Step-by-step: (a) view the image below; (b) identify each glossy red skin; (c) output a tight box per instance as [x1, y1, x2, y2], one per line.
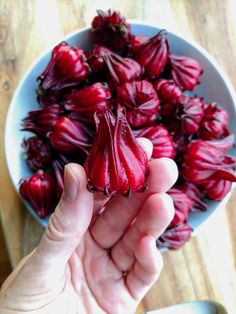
[153, 79, 182, 103]
[182, 139, 236, 184]
[84, 108, 148, 196]
[50, 116, 94, 155]
[104, 53, 142, 90]
[199, 103, 230, 139]
[87, 45, 112, 72]
[133, 124, 175, 158]
[19, 171, 55, 218]
[169, 54, 202, 91]
[117, 80, 160, 128]
[64, 82, 112, 121]
[201, 179, 232, 201]
[131, 30, 169, 78]
[38, 42, 89, 91]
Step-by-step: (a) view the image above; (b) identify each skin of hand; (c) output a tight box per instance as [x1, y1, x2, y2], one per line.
[0, 139, 178, 314]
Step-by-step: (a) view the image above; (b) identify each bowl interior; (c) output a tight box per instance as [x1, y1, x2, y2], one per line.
[5, 23, 236, 228]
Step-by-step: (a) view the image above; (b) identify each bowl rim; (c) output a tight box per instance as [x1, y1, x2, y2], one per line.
[4, 20, 236, 231]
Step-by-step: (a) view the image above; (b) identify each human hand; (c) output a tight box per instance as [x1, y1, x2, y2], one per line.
[0, 141, 178, 314]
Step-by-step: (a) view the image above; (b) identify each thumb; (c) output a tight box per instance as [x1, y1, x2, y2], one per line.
[36, 163, 93, 265]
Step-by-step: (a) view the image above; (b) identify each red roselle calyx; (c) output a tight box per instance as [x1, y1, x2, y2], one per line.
[22, 136, 52, 171]
[204, 134, 235, 152]
[19, 170, 55, 218]
[168, 188, 193, 226]
[201, 179, 232, 201]
[133, 125, 175, 159]
[178, 182, 207, 212]
[160, 95, 204, 135]
[129, 35, 148, 52]
[157, 222, 192, 250]
[38, 42, 89, 92]
[87, 45, 112, 72]
[182, 139, 236, 184]
[103, 53, 142, 90]
[22, 104, 61, 137]
[49, 116, 95, 155]
[153, 79, 182, 103]
[199, 103, 230, 139]
[116, 80, 160, 128]
[131, 30, 169, 78]
[64, 82, 112, 121]
[84, 107, 148, 197]
[91, 9, 131, 51]
[169, 54, 202, 91]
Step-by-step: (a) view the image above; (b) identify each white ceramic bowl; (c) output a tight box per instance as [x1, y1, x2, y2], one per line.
[5, 22, 236, 229]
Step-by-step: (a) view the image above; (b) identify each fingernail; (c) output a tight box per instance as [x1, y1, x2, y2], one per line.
[63, 164, 79, 200]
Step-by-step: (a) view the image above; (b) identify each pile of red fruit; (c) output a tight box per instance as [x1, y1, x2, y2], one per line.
[19, 9, 236, 250]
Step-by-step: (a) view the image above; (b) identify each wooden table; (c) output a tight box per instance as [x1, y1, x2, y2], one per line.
[0, 1, 236, 313]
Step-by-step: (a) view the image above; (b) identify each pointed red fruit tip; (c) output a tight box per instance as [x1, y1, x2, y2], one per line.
[131, 29, 169, 78]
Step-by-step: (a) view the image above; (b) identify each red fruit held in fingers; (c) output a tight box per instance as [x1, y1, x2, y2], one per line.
[168, 188, 193, 226]
[169, 54, 202, 91]
[104, 53, 142, 90]
[157, 222, 192, 250]
[153, 79, 182, 103]
[64, 82, 112, 121]
[84, 107, 148, 196]
[19, 170, 55, 218]
[50, 117, 95, 155]
[201, 179, 232, 201]
[91, 9, 131, 51]
[199, 103, 230, 139]
[87, 45, 112, 72]
[160, 95, 204, 135]
[117, 80, 160, 127]
[131, 30, 169, 78]
[38, 42, 89, 92]
[178, 182, 207, 212]
[133, 125, 175, 159]
[182, 139, 236, 184]
[22, 136, 52, 171]
[22, 104, 61, 137]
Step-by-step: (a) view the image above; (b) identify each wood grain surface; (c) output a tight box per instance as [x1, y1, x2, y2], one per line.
[0, 1, 236, 313]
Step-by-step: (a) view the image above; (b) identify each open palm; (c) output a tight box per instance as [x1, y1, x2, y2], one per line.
[0, 158, 177, 314]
